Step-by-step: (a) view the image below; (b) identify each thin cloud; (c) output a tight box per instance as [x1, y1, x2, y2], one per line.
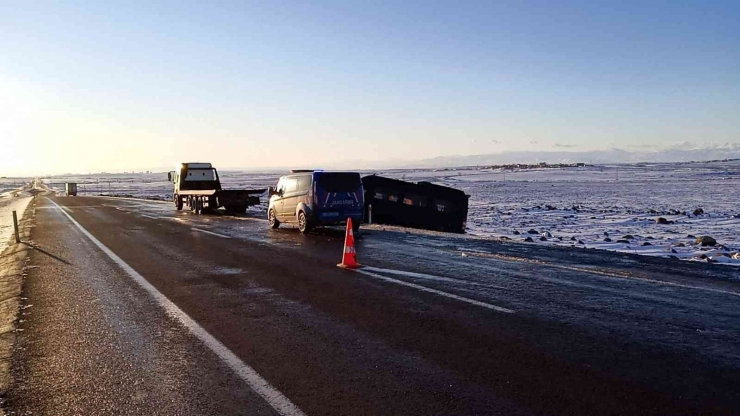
[553, 143, 577, 148]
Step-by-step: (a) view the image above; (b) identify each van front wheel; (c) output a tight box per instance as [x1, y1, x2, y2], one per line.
[268, 209, 280, 229]
[298, 211, 311, 234]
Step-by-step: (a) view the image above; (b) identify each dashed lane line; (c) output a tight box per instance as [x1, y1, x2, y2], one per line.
[192, 227, 232, 239]
[354, 267, 514, 314]
[461, 251, 740, 298]
[361, 266, 508, 290]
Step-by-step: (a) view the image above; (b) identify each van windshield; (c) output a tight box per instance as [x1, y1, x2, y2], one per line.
[316, 173, 361, 192]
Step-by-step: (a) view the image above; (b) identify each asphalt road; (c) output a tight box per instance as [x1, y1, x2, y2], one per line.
[5, 194, 740, 415]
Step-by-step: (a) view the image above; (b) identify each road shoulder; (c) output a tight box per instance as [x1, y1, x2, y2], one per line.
[0, 198, 35, 410]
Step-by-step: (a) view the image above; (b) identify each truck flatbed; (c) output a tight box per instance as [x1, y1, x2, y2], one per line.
[177, 190, 217, 197]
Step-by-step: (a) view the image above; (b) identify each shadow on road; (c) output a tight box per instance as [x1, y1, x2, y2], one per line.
[22, 242, 73, 266]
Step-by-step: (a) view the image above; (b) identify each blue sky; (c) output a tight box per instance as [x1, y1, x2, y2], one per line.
[1, 1, 738, 174]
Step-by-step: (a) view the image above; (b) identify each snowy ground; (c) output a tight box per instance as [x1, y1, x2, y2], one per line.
[0, 177, 32, 197]
[0, 179, 33, 254]
[378, 161, 740, 266]
[41, 161, 740, 266]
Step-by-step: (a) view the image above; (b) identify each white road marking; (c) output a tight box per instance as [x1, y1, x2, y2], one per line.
[462, 251, 740, 298]
[47, 198, 305, 416]
[38, 205, 109, 209]
[192, 227, 232, 239]
[99, 195, 171, 205]
[362, 266, 507, 290]
[141, 215, 160, 220]
[354, 268, 514, 314]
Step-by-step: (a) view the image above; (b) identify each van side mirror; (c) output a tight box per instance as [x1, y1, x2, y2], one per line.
[167, 172, 173, 182]
[268, 186, 278, 196]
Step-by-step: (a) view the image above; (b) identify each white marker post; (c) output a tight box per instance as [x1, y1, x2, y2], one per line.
[12, 210, 20, 243]
[368, 204, 373, 224]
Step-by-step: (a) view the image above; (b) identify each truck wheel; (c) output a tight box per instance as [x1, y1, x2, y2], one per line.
[298, 211, 311, 234]
[268, 209, 280, 229]
[175, 195, 183, 210]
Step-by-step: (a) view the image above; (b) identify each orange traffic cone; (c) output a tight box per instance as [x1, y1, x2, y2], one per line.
[337, 218, 361, 269]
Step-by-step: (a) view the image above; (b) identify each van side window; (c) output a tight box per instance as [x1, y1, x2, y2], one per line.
[284, 178, 297, 193]
[296, 176, 312, 192]
[276, 178, 284, 193]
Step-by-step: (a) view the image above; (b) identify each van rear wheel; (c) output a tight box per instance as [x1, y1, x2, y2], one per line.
[298, 211, 311, 234]
[268, 209, 280, 229]
[175, 195, 183, 210]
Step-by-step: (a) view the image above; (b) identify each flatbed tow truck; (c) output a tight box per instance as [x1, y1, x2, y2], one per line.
[168, 163, 265, 214]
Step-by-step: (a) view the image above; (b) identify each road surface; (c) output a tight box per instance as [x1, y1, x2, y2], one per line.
[5, 194, 740, 415]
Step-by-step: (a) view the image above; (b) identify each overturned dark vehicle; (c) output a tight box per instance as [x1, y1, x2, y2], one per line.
[361, 175, 469, 233]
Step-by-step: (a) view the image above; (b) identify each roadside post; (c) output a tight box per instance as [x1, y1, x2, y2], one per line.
[368, 204, 373, 224]
[12, 210, 20, 243]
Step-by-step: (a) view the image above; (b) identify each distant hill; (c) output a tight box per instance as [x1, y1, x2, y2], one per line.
[412, 143, 740, 168]
[35, 143, 740, 176]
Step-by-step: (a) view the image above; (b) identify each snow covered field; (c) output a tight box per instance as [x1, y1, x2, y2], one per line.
[42, 161, 740, 266]
[0, 178, 31, 197]
[41, 172, 279, 203]
[381, 161, 740, 266]
[0, 179, 33, 254]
